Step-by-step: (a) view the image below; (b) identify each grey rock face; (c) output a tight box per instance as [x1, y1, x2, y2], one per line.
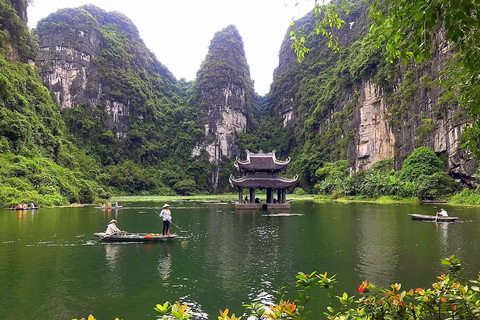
[273, 6, 475, 183]
[35, 7, 135, 140]
[192, 25, 254, 163]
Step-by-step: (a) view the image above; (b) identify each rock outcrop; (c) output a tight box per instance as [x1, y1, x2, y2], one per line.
[191, 25, 255, 163]
[271, 2, 475, 183]
[34, 5, 177, 141]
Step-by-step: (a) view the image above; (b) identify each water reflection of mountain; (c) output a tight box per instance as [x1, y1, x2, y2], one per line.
[355, 208, 400, 287]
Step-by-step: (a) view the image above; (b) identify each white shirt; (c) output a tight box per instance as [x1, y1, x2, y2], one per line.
[160, 209, 172, 221]
[105, 223, 121, 234]
[438, 209, 448, 217]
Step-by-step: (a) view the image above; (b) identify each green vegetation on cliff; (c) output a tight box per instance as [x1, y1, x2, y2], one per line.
[35, 5, 212, 196]
[1, 0, 478, 206]
[0, 1, 103, 206]
[263, 0, 475, 197]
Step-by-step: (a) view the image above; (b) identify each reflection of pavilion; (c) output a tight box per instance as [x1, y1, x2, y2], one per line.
[229, 150, 298, 210]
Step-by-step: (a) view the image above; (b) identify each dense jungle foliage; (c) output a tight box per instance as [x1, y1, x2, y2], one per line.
[34, 5, 217, 197]
[270, 0, 477, 198]
[312, 147, 460, 200]
[1, 0, 479, 207]
[0, 0, 105, 206]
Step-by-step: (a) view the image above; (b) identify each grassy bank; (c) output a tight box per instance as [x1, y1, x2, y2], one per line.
[111, 194, 316, 203]
[110, 194, 423, 204]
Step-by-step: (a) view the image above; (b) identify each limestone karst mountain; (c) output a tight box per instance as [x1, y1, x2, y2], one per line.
[0, 0, 476, 205]
[270, 0, 475, 187]
[189, 25, 257, 191]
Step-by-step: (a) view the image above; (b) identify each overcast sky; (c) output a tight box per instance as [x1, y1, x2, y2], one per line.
[27, 0, 316, 95]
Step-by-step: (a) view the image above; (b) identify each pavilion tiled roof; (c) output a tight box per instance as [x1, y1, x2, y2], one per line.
[230, 150, 297, 189]
[234, 150, 290, 172]
[229, 174, 298, 189]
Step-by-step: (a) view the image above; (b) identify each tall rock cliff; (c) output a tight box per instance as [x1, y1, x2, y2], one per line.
[190, 25, 256, 191]
[34, 5, 185, 166]
[270, 0, 475, 186]
[0, 0, 36, 62]
[0, 0, 105, 205]
[191, 25, 255, 162]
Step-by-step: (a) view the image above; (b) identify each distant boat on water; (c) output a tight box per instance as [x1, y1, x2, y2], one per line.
[408, 213, 458, 222]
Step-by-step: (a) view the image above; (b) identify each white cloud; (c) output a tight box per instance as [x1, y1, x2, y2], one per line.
[28, 0, 316, 95]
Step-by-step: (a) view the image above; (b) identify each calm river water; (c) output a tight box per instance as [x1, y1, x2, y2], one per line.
[1, 201, 479, 320]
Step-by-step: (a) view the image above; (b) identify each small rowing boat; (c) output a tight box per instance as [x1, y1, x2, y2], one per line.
[9, 207, 39, 210]
[94, 232, 177, 242]
[94, 206, 123, 209]
[408, 214, 458, 222]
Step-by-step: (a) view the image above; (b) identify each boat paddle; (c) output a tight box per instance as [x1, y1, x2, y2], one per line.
[169, 221, 188, 233]
[155, 212, 188, 233]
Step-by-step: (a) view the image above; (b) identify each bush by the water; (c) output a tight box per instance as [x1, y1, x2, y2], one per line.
[449, 189, 480, 205]
[294, 187, 306, 195]
[313, 147, 460, 200]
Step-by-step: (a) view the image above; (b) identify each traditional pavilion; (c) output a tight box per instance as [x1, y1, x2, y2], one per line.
[229, 150, 298, 210]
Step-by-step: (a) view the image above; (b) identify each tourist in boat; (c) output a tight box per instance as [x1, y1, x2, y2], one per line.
[437, 208, 448, 217]
[22, 203, 27, 209]
[105, 219, 122, 235]
[30, 203, 35, 209]
[159, 204, 172, 236]
[107, 202, 112, 208]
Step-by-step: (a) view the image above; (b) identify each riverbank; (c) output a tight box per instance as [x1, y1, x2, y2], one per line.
[60, 190, 480, 208]
[109, 194, 422, 204]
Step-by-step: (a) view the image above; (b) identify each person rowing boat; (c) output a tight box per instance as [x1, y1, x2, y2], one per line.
[436, 208, 448, 219]
[105, 219, 124, 235]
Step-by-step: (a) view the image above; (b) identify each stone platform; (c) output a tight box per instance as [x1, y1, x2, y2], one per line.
[235, 202, 291, 210]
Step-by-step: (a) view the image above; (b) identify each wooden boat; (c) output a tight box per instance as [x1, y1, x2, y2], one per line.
[9, 207, 39, 210]
[408, 214, 458, 222]
[94, 232, 177, 242]
[94, 206, 123, 209]
[421, 199, 447, 204]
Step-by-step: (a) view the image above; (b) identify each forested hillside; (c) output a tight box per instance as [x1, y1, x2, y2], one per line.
[34, 5, 212, 197]
[1, 0, 478, 207]
[0, 0, 103, 206]
[268, 0, 475, 197]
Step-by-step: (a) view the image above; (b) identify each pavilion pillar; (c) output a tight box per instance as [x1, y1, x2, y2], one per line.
[277, 189, 282, 203]
[250, 188, 255, 203]
[239, 188, 243, 203]
[282, 189, 286, 203]
[266, 188, 272, 203]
